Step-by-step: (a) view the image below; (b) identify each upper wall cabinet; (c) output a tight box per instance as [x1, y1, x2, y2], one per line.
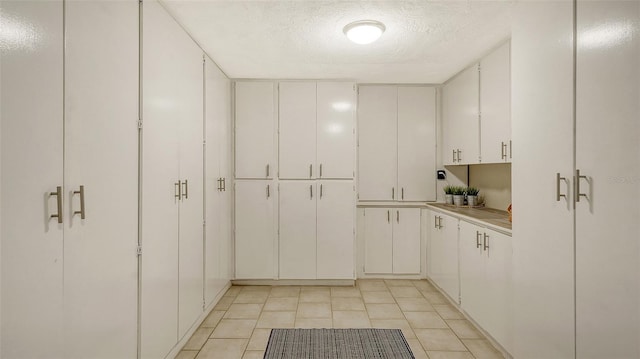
[443, 65, 480, 165]
[358, 86, 436, 201]
[235, 82, 276, 179]
[480, 42, 511, 163]
[279, 81, 355, 179]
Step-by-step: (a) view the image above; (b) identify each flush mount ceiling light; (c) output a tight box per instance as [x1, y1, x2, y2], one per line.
[343, 20, 386, 45]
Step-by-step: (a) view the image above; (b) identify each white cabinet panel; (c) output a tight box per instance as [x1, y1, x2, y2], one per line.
[279, 181, 317, 279]
[511, 2, 575, 358]
[397, 87, 437, 201]
[575, 2, 640, 357]
[392, 208, 421, 274]
[443, 65, 480, 165]
[358, 86, 398, 201]
[317, 181, 354, 279]
[480, 42, 511, 164]
[363, 208, 393, 274]
[317, 82, 355, 179]
[63, 1, 138, 357]
[279, 82, 317, 179]
[427, 212, 459, 302]
[235, 180, 275, 279]
[483, 228, 513, 353]
[205, 57, 232, 306]
[459, 221, 484, 320]
[1, 2, 65, 357]
[235, 82, 275, 179]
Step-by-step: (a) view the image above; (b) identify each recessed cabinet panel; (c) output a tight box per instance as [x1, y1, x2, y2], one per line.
[317, 181, 355, 279]
[443, 65, 480, 165]
[397, 87, 437, 201]
[235, 180, 275, 279]
[235, 82, 275, 179]
[279, 82, 317, 179]
[392, 208, 421, 274]
[279, 181, 317, 279]
[317, 82, 355, 179]
[358, 86, 398, 201]
[363, 208, 393, 274]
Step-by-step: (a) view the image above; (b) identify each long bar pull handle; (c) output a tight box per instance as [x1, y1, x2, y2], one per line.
[175, 181, 181, 200]
[392, 187, 395, 200]
[396, 210, 399, 223]
[266, 184, 270, 198]
[501, 142, 507, 160]
[483, 233, 489, 251]
[387, 210, 390, 223]
[453, 150, 456, 163]
[222, 178, 226, 192]
[476, 231, 482, 249]
[319, 164, 323, 178]
[217, 178, 221, 191]
[266, 164, 270, 178]
[310, 184, 313, 199]
[401, 188, 404, 200]
[556, 173, 567, 201]
[434, 215, 438, 229]
[182, 180, 188, 200]
[438, 216, 442, 229]
[309, 164, 313, 178]
[320, 184, 323, 199]
[73, 185, 86, 219]
[457, 149, 462, 163]
[50, 186, 63, 223]
[509, 140, 512, 159]
[575, 169, 588, 202]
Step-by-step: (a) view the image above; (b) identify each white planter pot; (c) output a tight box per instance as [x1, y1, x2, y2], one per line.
[467, 195, 478, 206]
[453, 195, 465, 206]
[445, 194, 454, 204]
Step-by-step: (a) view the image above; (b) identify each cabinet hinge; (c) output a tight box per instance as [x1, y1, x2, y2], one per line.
[136, 245, 142, 256]
[137, 119, 143, 129]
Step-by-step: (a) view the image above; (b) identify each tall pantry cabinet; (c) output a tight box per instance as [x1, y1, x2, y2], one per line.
[1, 1, 138, 358]
[512, 1, 640, 358]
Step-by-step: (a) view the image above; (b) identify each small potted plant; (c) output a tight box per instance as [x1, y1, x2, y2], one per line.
[452, 186, 465, 206]
[466, 187, 480, 206]
[443, 185, 454, 204]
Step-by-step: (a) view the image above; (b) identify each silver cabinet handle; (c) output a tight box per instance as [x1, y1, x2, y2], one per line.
[575, 169, 588, 203]
[483, 233, 489, 251]
[182, 180, 188, 200]
[266, 164, 270, 178]
[457, 149, 462, 163]
[392, 187, 395, 200]
[73, 185, 86, 219]
[319, 164, 323, 178]
[309, 164, 313, 178]
[222, 177, 226, 192]
[387, 210, 390, 223]
[217, 178, 222, 191]
[438, 216, 442, 229]
[509, 140, 512, 159]
[434, 215, 438, 229]
[556, 173, 567, 201]
[396, 210, 399, 223]
[175, 181, 181, 200]
[50, 186, 63, 223]
[310, 184, 313, 199]
[453, 150, 456, 163]
[476, 231, 482, 249]
[266, 184, 270, 198]
[501, 142, 507, 160]
[320, 184, 323, 199]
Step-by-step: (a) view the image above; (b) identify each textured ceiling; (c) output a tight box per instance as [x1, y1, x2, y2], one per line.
[161, 0, 513, 83]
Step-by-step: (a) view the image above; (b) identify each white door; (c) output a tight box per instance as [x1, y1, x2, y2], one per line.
[392, 208, 421, 274]
[205, 56, 232, 305]
[176, 39, 205, 339]
[317, 181, 354, 279]
[235, 180, 275, 279]
[363, 208, 393, 274]
[575, 2, 640, 357]
[63, 1, 138, 357]
[317, 82, 356, 179]
[235, 82, 275, 179]
[480, 42, 511, 164]
[458, 221, 484, 322]
[426, 211, 440, 280]
[358, 86, 398, 201]
[0, 1, 65, 357]
[483, 229, 513, 354]
[279, 181, 317, 279]
[141, 1, 181, 357]
[511, 2, 575, 357]
[279, 82, 316, 179]
[397, 87, 436, 201]
[443, 65, 479, 165]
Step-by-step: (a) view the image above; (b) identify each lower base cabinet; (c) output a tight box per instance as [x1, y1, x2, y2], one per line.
[427, 211, 459, 302]
[363, 207, 421, 275]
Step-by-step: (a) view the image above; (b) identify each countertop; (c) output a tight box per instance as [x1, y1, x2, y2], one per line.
[425, 203, 512, 234]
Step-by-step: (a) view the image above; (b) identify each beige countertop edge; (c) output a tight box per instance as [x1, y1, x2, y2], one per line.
[424, 203, 512, 236]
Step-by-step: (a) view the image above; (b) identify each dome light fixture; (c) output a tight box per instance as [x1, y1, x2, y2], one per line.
[343, 20, 386, 45]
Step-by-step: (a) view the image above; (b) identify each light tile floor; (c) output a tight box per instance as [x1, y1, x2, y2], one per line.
[177, 279, 504, 359]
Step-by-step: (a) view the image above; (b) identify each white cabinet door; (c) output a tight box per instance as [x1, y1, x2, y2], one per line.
[176, 37, 205, 339]
[205, 56, 232, 306]
[575, 2, 640, 357]
[397, 87, 437, 201]
[279, 82, 317, 179]
[512, 2, 575, 358]
[438, 213, 460, 302]
[392, 208, 421, 274]
[458, 221, 484, 322]
[317, 82, 355, 179]
[235, 180, 275, 279]
[443, 65, 480, 165]
[141, 1, 181, 357]
[358, 86, 398, 201]
[279, 181, 317, 279]
[1, 2, 65, 357]
[426, 211, 440, 280]
[63, 1, 138, 357]
[363, 208, 393, 274]
[235, 82, 275, 179]
[480, 42, 511, 164]
[317, 181, 354, 279]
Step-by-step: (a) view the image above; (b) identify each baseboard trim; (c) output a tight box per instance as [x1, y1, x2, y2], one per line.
[231, 279, 355, 286]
